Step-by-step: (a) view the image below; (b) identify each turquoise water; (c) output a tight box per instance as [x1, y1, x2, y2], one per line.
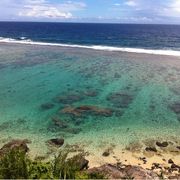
[0, 43, 180, 158]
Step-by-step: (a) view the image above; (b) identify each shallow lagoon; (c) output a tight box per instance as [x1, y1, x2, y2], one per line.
[0, 43, 180, 166]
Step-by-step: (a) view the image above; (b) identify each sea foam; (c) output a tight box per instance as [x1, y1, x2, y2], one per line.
[0, 37, 180, 57]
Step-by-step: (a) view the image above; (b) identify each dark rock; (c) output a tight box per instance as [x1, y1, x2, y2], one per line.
[124, 165, 159, 180]
[145, 147, 157, 152]
[41, 103, 54, 110]
[86, 164, 124, 179]
[171, 163, 180, 169]
[176, 146, 180, 150]
[0, 139, 30, 155]
[168, 159, 174, 164]
[139, 157, 147, 164]
[156, 141, 168, 147]
[47, 138, 64, 147]
[102, 151, 110, 157]
[152, 163, 160, 169]
[86, 164, 159, 179]
[74, 156, 89, 170]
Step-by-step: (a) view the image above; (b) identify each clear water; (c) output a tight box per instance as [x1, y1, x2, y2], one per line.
[0, 43, 180, 158]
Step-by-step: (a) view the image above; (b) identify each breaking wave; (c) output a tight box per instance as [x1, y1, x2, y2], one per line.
[0, 37, 180, 57]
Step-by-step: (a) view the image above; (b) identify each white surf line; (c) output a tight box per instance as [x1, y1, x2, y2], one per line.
[0, 37, 180, 57]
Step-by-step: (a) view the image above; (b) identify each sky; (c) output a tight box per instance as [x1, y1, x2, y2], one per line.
[0, 0, 180, 24]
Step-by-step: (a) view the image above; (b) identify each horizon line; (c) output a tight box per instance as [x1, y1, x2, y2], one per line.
[0, 20, 180, 26]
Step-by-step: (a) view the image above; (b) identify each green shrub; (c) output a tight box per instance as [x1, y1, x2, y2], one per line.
[0, 148, 29, 179]
[28, 161, 53, 179]
[0, 148, 93, 179]
[53, 150, 88, 179]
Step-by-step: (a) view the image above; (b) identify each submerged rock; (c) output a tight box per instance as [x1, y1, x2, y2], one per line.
[0, 122, 11, 130]
[107, 91, 134, 108]
[51, 116, 68, 129]
[40, 103, 54, 110]
[114, 73, 121, 78]
[169, 102, 180, 114]
[48, 116, 69, 133]
[61, 105, 113, 117]
[47, 138, 64, 147]
[83, 90, 98, 97]
[54, 93, 83, 104]
[65, 128, 82, 134]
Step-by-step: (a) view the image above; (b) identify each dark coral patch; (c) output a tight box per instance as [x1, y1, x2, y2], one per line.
[107, 91, 134, 108]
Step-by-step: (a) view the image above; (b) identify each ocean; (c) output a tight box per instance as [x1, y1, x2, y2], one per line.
[0, 22, 179, 166]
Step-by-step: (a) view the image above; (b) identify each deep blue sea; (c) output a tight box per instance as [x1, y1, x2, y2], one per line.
[0, 22, 180, 51]
[0, 22, 180, 167]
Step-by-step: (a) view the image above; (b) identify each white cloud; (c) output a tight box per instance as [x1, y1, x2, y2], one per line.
[125, 1, 137, 7]
[19, 5, 72, 18]
[113, 3, 121, 6]
[170, 0, 180, 13]
[158, 0, 180, 17]
[18, 0, 86, 19]
[0, 0, 86, 20]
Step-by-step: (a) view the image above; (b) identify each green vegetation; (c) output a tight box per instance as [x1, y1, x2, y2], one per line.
[0, 148, 28, 179]
[0, 148, 103, 179]
[53, 151, 90, 179]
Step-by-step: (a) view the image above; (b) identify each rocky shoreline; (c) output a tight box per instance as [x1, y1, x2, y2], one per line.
[0, 139, 179, 179]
